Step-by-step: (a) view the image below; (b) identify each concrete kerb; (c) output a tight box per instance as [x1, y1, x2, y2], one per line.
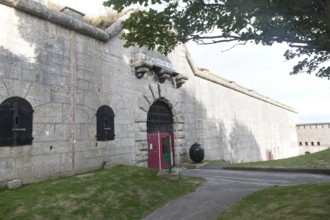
[223, 166, 330, 175]
[160, 163, 330, 176]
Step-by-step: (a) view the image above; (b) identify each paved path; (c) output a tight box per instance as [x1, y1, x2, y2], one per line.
[143, 167, 330, 220]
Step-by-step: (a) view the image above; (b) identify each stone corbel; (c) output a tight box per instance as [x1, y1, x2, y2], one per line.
[133, 52, 153, 79]
[174, 75, 189, 88]
[133, 52, 188, 88]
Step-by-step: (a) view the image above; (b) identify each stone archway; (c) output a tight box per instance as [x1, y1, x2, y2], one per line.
[134, 83, 185, 167]
[147, 100, 174, 169]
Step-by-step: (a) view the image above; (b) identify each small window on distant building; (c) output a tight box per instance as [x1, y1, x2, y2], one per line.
[299, 142, 302, 146]
[305, 142, 308, 146]
[317, 142, 320, 146]
[96, 105, 115, 141]
[311, 142, 314, 146]
[0, 97, 33, 146]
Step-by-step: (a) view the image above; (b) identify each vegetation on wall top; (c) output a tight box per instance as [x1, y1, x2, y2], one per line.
[103, 0, 330, 79]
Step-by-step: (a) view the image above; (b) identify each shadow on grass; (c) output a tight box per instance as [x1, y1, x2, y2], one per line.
[0, 165, 205, 220]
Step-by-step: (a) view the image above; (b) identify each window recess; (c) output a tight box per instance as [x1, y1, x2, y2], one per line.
[96, 105, 115, 141]
[0, 97, 33, 146]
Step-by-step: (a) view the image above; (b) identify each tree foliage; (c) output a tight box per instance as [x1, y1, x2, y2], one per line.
[103, 0, 330, 78]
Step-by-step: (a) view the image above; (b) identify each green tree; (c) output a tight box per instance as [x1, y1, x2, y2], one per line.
[104, 0, 330, 78]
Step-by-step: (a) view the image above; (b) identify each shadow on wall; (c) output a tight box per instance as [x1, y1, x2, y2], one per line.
[218, 120, 228, 160]
[228, 120, 262, 163]
[0, 2, 266, 185]
[182, 87, 261, 163]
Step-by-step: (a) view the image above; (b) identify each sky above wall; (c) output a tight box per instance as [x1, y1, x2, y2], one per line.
[47, 0, 330, 123]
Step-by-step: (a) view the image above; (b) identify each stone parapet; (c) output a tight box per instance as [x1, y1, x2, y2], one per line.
[0, 0, 109, 41]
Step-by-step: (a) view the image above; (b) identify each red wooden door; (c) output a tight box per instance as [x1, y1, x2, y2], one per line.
[147, 131, 174, 169]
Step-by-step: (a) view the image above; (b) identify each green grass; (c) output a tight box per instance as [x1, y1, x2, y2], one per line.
[217, 183, 330, 220]
[0, 165, 204, 220]
[204, 160, 229, 164]
[229, 148, 330, 169]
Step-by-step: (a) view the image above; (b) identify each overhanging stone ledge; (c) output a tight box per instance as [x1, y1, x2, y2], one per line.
[133, 52, 188, 88]
[0, 0, 110, 42]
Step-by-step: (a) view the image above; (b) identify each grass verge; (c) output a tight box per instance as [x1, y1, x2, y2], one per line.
[217, 183, 330, 220]
[228, 149, 330, 169]
[0, 165, 204, 220]
[203, 160, 229, 164]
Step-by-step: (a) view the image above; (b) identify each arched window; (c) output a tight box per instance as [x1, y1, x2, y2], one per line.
[96, 105, 115, 141]
[0, 97, 33, 146]
[147, 101, 173, 132]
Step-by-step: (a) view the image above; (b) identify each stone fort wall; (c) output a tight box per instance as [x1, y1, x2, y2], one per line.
[0, 0, 299, 186]
[296, 123, 330, 155]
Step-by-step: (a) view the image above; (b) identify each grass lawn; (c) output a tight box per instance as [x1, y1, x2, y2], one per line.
[217, 183, 330, 220]
[217, 149, 330, 219]
[0, 165, 204, 220]
[228, 148, 330, 169]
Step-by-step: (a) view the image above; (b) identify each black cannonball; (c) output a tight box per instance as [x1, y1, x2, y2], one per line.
[189, 143, 205, 163]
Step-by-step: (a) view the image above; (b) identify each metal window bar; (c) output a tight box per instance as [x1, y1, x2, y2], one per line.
[147, 101, 173, 132]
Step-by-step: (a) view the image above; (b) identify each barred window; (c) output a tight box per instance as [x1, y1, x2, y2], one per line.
[0, 97, 33, 146]
[147, 101, 173, 132]
[96, 105, 115, 141]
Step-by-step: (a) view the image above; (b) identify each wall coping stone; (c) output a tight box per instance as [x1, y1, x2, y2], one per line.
[297, 122, 330, 126]
[0, 0, 297, 113]
[184, 45, 296, 113]
[0, 0, 110, 42]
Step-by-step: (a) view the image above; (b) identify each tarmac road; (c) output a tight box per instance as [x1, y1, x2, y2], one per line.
[143, 167, 330, 220]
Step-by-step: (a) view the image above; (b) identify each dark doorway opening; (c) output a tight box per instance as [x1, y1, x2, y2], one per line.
[147, 100, 174, 169]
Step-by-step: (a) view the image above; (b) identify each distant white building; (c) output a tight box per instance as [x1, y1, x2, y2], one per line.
[296, 123, 330, 155]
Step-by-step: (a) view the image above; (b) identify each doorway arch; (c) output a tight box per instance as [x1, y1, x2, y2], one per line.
[147, 100, 175, 169]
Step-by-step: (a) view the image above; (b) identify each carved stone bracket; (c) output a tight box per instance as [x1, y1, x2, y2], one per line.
[133, 52, 188, 88]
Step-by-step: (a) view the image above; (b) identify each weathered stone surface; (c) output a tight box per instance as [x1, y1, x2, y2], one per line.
[0, 1, 299, 186]
[136, 141, 148, 151]
[8, 180, 22, 190]
[296, 123, 330, 155]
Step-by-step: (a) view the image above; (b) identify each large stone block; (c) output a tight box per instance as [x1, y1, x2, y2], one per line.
[34, 103, 63, 123]
[3, 79, 32, 97]
[136, 141, 148, 151]
[115, 124, 129, 138]
[8, 180, 22, 190]
[76, 105, 94, 123]
[134, 110, 147, 123]
[84, 149, 105, 159]
[135, 132, 147, 142]
[138, 96, 150, 113]
[0, 81, 8, 101]
[55, 124, 71, 141]
[135, 151, 148, 162]
[33, 123, 55, 142]
[0, 158, 16, 177]
[120, 138, 135, 147]
[42, 141, 71, 155]
[137, 122, 147, 132]
[50, 86, 71, 104]
[79, 123, 95, 140]
[42, 73, 70, 87]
